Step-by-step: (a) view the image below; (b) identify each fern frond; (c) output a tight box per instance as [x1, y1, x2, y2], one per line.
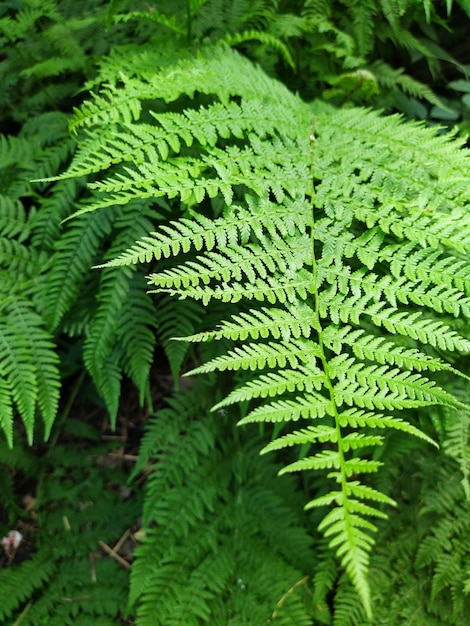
[82, 200, 163, 419]
[111, 9, 185, 36]
[311, 545, 337, 624]
[223, 28, 295, 68]
[329, 358, 464, 410]
[323, 298, 470, 351]
[332, 578, 370, 626]
[238, 392, 333, 423]
[130, 380, 314, 625]
[371, 60, 447, 108]
[157, 296, 206, 382]
[0, 135, 36, 170]
[213, 363, 325, 408]
[83, 265, 132, 421]
[0, 195, 28, 239]
[0, 239, 47, 277]
[101, 213, 244, 265]
[0, 300, 60, 445]
[0, 376, 14, 447]
[261, 408, 437, 452]
[350, 0, 376, 57]
[442, 383, 470, 499]
[116, 273, 157, 398]
[61, 44, 470, 619]
[382, 243, 470, 293]
[316, 504, 375, 616]
[0, 548, 56, 621]
[44, 206, 115, 330]
[323, 324, 464, 374]
[105, 195, 308, 267]
[30, 178, 85, 251]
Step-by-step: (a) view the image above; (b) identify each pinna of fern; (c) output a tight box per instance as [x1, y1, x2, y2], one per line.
[58, 44, 470, 618]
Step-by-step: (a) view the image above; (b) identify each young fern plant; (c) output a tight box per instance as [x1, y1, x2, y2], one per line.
[57, 43, 470, 618]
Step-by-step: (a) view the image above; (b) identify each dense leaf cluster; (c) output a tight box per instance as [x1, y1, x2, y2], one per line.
[1, 1, 470, 624]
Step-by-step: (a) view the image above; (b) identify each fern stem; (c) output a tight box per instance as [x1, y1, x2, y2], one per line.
[307, 123, 343, 443]
[271, 575, 311, 619]
[307, 121, 372, 620]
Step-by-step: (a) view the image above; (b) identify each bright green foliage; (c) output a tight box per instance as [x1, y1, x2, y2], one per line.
[2, 0, 470, 624]
[59, 41, 470, 618]
[305, 422, 470, 625]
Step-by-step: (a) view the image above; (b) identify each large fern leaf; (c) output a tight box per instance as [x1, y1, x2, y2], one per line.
[60, 44, 470, 617]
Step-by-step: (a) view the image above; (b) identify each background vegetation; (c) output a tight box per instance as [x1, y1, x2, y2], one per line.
[1, 1, 470, 624]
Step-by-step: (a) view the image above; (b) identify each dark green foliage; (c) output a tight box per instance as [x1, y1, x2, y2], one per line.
[0, 0, 102, 128]
[0, 2, 165, 439]
[0, 440, 41, 527]
[0, 0, 171, 443]
[0, 433, 138, 625]
[0, 0, 148, 130]
[104, 0, 461, 113]
[370, 450, 470, 624]
[0, 114, 72, 445]
[156, 296, 206, 383]
[130, 379, 315, 626]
